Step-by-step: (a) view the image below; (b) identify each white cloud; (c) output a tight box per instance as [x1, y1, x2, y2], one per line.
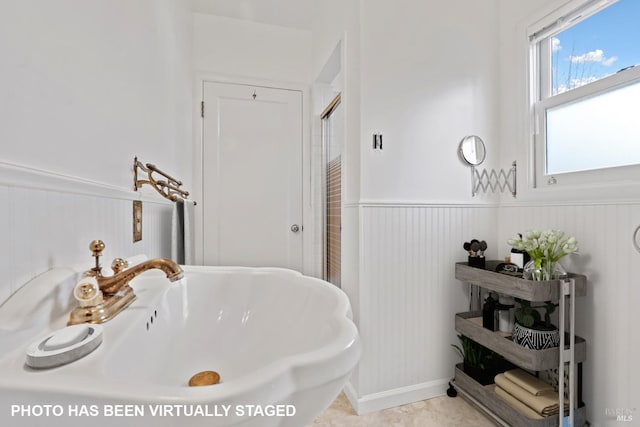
[552, 37, 562, 52]
[569, 49, 618, 67]
[570, 49, 604, 63]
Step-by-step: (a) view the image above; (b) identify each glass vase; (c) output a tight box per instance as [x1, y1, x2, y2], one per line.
[523, 259, 567, 281]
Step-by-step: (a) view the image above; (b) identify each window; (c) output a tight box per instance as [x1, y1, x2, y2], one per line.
[529, 0, 640, 187]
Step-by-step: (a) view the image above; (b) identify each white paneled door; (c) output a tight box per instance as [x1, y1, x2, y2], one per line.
[202, 81, 303, 271]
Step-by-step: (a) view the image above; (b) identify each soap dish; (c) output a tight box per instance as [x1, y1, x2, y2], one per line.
[26, 324, 103, 369]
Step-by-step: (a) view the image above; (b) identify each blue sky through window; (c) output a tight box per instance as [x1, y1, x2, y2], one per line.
[552, 0, 640, 95]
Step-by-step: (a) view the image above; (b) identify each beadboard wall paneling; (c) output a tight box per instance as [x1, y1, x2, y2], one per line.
[0, 186, 11, 305]
[353, 204, 498, 411]
[497, 203, 640, 426]
[341, 204, 361, 396]
[0, 179, 172, 307]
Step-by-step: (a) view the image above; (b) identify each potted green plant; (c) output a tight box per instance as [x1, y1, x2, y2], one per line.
[512, 299, 560, 349]
[452, 335, 506, 385]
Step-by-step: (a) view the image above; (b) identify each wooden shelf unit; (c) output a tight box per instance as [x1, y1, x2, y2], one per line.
[455, 364, 586, 427]
[453, 261, 587, 427]
[455, 312, 586, 371]
[455, 262, 587, 301]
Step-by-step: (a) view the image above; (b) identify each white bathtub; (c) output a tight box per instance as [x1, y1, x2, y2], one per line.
[0, 265, 361, 427]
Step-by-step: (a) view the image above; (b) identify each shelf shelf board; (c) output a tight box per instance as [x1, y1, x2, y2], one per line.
[454, 364, 586, 427]
[455, 312, 587, 371]
[455, 262, 587, 301]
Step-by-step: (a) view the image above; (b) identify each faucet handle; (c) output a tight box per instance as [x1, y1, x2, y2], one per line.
[73, 277, 103, 307]
[90, 240, 105, 256]
[89, 240, 105, 275]
[111, 258, 129, 274]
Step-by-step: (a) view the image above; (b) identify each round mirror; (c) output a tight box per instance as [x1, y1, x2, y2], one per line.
[458, 135, 486, 166]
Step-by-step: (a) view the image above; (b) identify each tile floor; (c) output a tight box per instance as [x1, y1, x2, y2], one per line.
[310, 392, 497, 426]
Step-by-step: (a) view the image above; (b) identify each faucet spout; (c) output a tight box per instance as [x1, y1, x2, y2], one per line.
[98, 258, 184, 294]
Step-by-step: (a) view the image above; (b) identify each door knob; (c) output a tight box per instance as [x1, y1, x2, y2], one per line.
[291, 224, 301, 233]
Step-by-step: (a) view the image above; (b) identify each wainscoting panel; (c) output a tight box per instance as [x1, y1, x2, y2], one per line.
[497, 202, 640, 426]
[355, 204, 498, 410]
[0, 164, 173, 307]
[341, 205, 362, 395]
[0, 185, 10, 305]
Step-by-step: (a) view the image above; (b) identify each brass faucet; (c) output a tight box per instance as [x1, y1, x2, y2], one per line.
[68, 240, 184, 325]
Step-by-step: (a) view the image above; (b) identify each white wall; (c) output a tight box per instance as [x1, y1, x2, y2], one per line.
[0, 0, 193, 304]
[0, 0, 193, 188]
[355, 0, 500, 410]
[194, 13, 312, 84]
[497, 1, 640, 425]
[308, 0, 501, 413]
[309, 0, 366, 407]
[311, 0, 361, 205]
[360, 0, 500, 204]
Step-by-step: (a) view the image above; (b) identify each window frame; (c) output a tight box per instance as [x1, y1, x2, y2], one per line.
[528, 0, 640, 188]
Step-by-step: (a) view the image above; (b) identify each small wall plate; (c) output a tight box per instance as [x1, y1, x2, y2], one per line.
[133, 200, 142, 242]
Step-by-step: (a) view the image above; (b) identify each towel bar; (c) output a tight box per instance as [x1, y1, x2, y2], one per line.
[133, 156, 196, 205]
